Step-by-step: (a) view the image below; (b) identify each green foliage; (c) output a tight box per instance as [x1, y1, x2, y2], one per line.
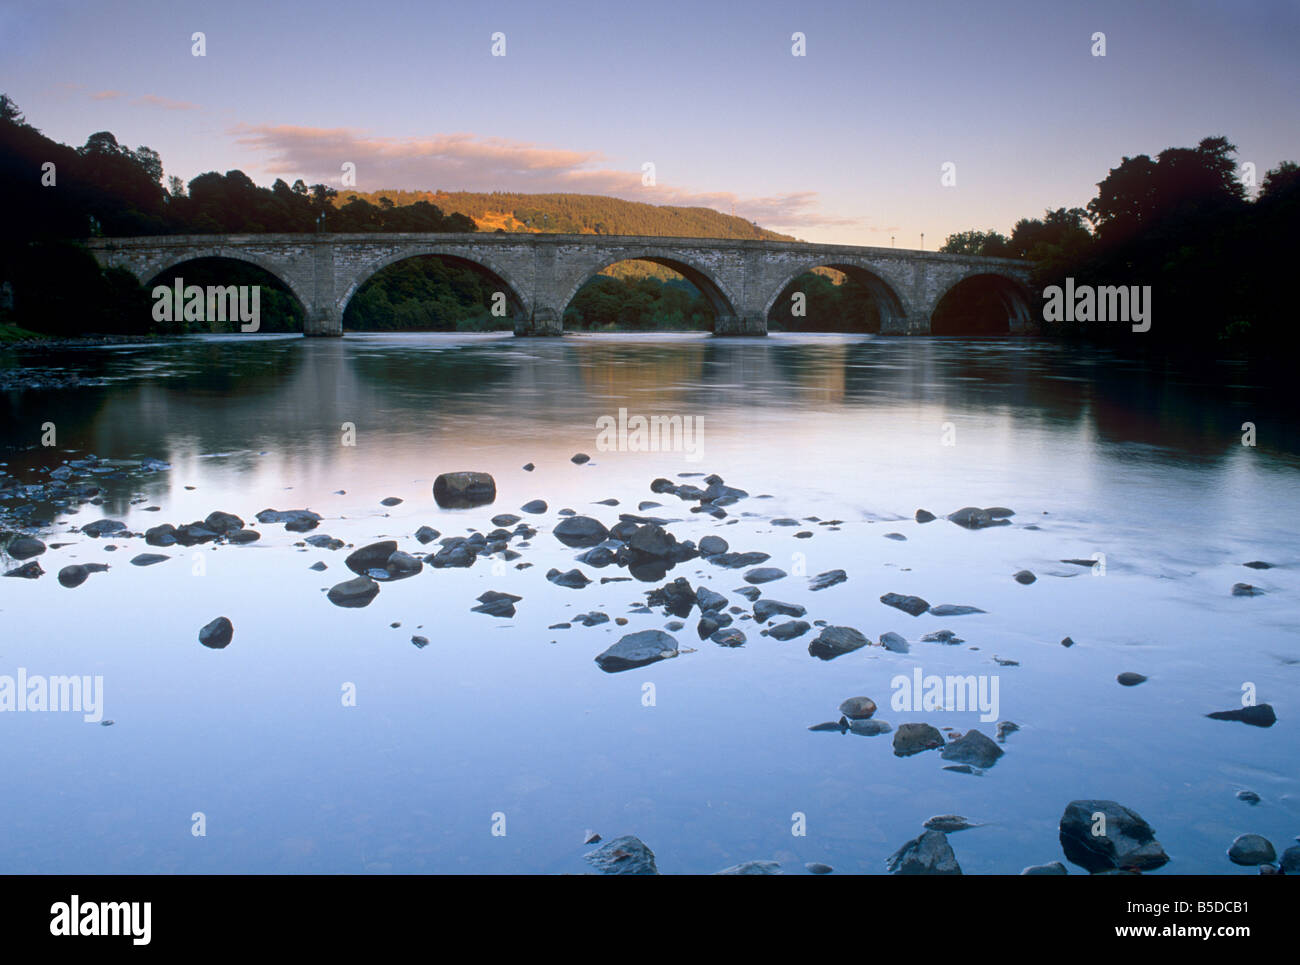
[948, 136, 1298, 349]
[343, 256, 512, 331]
[564, 276, 713, 331]
[940, 230, 1012, 257]
[768, 272, 881, 332]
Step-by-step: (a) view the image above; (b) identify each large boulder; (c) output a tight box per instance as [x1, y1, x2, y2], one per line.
[6, 536, 46, 560]
[594, 630, 678, 673]
[645, 577, 696, 618]
[327, 576, 380, 608]
[345, 541, 399, 576]
[584, 835, 659, 874]
[203, 511, 244, 534]
[893, 722, 945, 756]
[808, 626, 869, 661]
[432, 472, 496, 508]
[1058, 800, 1169, 873]
[198, 616, 234, 649]
[940, 729, 1004, 768]
[887, 830, 962, 875]
[553, 515, 609, 548]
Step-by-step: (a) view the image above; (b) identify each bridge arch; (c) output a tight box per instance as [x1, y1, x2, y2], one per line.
[337, 247, 532, 324]
[140, 249, 311, 314]
[554, 252, 740, 327]
[761, 260, 912, 331]
[931, 270, 1035, 335]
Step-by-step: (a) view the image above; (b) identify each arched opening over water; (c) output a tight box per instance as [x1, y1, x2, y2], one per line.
[143, 256, 306, 333]
[766, 264, 906, 333]
[341, 253, 526, 332]
[931, 273, 1033, 335]
[560, 258, 726, 332]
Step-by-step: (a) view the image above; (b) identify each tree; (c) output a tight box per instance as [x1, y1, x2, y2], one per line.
[940, 230, 1011, 257]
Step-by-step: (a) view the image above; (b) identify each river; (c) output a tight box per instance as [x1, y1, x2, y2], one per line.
[1, 332, 1296, 874]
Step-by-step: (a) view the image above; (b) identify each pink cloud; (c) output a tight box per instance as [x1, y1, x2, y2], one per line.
[135, 94, 200, 111]
[229, 123, 857, 232]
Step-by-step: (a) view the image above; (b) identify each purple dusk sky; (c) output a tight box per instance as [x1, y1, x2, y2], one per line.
[3, 0, 1297, 246]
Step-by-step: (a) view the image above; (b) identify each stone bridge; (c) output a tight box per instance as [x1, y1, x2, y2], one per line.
[86, 233, 1035, 337]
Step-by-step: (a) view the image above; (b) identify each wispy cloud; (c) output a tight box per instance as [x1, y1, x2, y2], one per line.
[230, 123, 855, 231]
[89, 90, 122, 101]
[135, 94, 200, 111]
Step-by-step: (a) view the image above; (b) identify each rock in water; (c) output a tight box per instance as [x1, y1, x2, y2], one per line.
[81, 519, 127, 537]
[714, 861, 781, 874]
[256, 508, 321, 531]
[699, 535, 728, 557]
[915, 509, 936, 523]
[1117, 672, 1147, 686]
[839, 696, 877, 720]
[345, 541, 398, 576]
[1206, 704, 1276, 727]
[924, 815, 980, 833]
[6, 561, 45, 579]
[887, 830, 962, 875]
[695, 587, 727, 613]
[594, 630, 678, 673]
[947, 507, 1010, 530]
[1227, 834, 1276, 866]
[808, 626, 869, 661]
[130, 553, 170, 566]
[1058, 800, 1169, 873]
[203, 511, 244, 534]
[199, 616, 233, 649]
[1013, 569, 1036, 585]
[848, 719, 891, 736]
[940, 729, 1004, 768]
[809, 569, 847, 591]
[584, 835, 659, 874]
[880, 592, 929, 616]
[327, 576, 380, 608]
[1231, 582, 1264, 597]
[767, 620, 810, 640]
[753, 599, 805, 622]
[879, 631, 910, 653]
[893, 723, 945, 757]
[520, 499, 548, 515]
[928, 604, 986, 616]
[1280, 845, 1300, 874]
[58, 564, 110, 587]
[472, 591, 522, 618]
[1021, 862, 1068, 875]
[744, 567, 787, 584]
[710, 628, 746, 647]
[553, 516, 609, 547]
[645, 577, 697, 617]
[805, 862, 834, 874]
[546, 567, 591, 589]
[432, 471, 496, 508]
[6, 536, 45, 560]
[571, 453, 591, 464]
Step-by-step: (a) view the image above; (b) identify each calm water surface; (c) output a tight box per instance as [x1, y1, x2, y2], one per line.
[1, 333, 1296, 874]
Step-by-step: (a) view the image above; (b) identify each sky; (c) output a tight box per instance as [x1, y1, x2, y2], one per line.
[2, 0, 1297, 246]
